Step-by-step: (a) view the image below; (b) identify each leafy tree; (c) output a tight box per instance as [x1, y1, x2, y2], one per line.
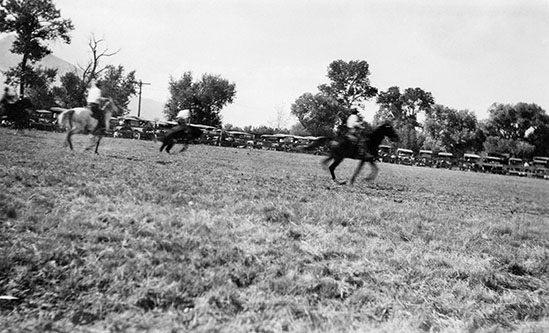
[374, 86, 434, 151]
[484, 103, 548, 140]
[248, 125, 281, 136]
[99, 65, 136, 113]
[483, 136, 535, 159]
[20, 66, 57, 109]
[318, 59, 378, 124]
[290, 92, 343, 136]
[483, 103, 549, 158]
[526, 123, 549, 157]
[223, 124, 243, 132]
[52, 71, 86, 107]
[164, 72, 236, 127]
[423, 105, 482, 155]
[0, 0, 73, 97]
[374, 86, 434, 127]
[289, 122, 310, 136]
[52, 65, 136, 114]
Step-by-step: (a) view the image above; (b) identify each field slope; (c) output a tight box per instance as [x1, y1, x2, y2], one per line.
[1, 128, 548, 332]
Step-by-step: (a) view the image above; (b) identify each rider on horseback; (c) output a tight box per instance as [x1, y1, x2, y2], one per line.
[87, 79, 107, 135]
[175, 109, 191, 132]
[1, 86, 17, 105]
[345, 109, 368, 157]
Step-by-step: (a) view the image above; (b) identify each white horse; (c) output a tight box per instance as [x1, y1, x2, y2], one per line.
[56, 98, 119, 154]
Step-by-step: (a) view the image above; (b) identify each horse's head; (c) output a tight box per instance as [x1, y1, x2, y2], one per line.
[103, 97, 120, 116]
[102, 98, 120, 130]
[379, 122, 399, 142]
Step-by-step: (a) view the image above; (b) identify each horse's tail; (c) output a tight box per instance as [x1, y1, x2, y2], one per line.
[58, 109, 75, 130]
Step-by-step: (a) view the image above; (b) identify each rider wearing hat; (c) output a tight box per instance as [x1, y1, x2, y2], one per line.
[171, 109, 191, 135]
[87, 79, 107, 135]
[176, 109, 191, 126]
[346, 109, 363, 142]
[346, 109, 368, 157]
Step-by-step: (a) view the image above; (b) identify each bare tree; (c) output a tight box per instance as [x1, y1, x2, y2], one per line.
[79, 35, 119, 85]
[269, 103, 290, 130]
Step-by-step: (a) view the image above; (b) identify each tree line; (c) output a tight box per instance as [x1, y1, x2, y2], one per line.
[2, 0, 548, 158]
[290, 60, 549, 158]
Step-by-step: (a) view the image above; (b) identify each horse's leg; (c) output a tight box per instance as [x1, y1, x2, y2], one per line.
[165, 140, 175, 154]
[364, 161, 378, 181]
[321, 156, 333, 170]
[179, 143, 189, 153]
[94, 136, 102, 154]
[328, 157, 344, 184]
[85, 135, 97, 151]
[350, 160, 366, 185]
[66, 130, 75, 150]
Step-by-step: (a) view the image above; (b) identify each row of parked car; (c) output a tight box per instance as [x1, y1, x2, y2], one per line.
[377, 145, 549, 179]
[105, 116, 326, 153]
[11, 112, 547, 179]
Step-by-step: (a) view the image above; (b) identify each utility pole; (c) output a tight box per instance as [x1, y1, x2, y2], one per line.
[133, 80, 151, 118]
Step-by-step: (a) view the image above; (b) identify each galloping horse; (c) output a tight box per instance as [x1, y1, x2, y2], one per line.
[307, 123, 399, 184]
[0, 97, 34, 130]
[160, 125, 205, 154]
[56, 98, 119, 154]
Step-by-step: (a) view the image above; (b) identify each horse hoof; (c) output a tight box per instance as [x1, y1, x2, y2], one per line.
[337, 180, 347, 185]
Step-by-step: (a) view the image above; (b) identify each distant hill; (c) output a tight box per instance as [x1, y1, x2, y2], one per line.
[0, 34, 79, 83]
[127, 97, 165, 121]
[0, 34, 166, 120]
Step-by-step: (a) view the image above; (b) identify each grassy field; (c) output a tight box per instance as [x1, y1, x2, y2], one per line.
[0, 127, 548, 333]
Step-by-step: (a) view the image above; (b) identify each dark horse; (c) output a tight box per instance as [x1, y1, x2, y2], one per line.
[160, 125, 205, 153]
[307, 123, 399, 185]
[0, 97, 34, 130]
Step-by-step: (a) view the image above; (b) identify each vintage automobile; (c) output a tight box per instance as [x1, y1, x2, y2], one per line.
[113, 116, 156, 140]
[416, 149, 434, 167]
[227, 131, 255, 148]
[529, 156, 549, 179]
[260, 134, 295, 151]
[480, 155, 505, 174]
[378, 145, 395, 163]
[434, 152, 454, 169]
[505, 157, 526, 176]
[30, 110, 62, 132]
[206, 128, 232, 146]
[459, 153, 482, 171]
[396, 148, 415, 165]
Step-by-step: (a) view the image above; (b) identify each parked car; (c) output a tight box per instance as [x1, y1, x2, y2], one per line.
[434, 152, 454, 169]
[480, 156, 505, 174]
[505, 157, 526, 176]
[396, 148, 415, 165]
[459, 153, 482, 171]
[416, 150, 434, 167]
[29, 110, 62, 132]
[113, 116, 156, 140]
[378, 145, 395, 163]
[529, 156, 549, 179]
[227, 131, 254, 148]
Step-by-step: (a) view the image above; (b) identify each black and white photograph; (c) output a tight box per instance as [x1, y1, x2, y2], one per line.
[1, 0, 548, 332]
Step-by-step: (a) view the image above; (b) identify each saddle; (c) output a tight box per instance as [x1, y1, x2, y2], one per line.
[341, 135, 373, 159]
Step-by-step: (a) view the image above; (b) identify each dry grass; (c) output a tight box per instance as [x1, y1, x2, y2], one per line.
[0, 127, 548, 332]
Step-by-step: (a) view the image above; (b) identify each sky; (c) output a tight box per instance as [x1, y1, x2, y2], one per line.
[48, 0, 549, 127]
